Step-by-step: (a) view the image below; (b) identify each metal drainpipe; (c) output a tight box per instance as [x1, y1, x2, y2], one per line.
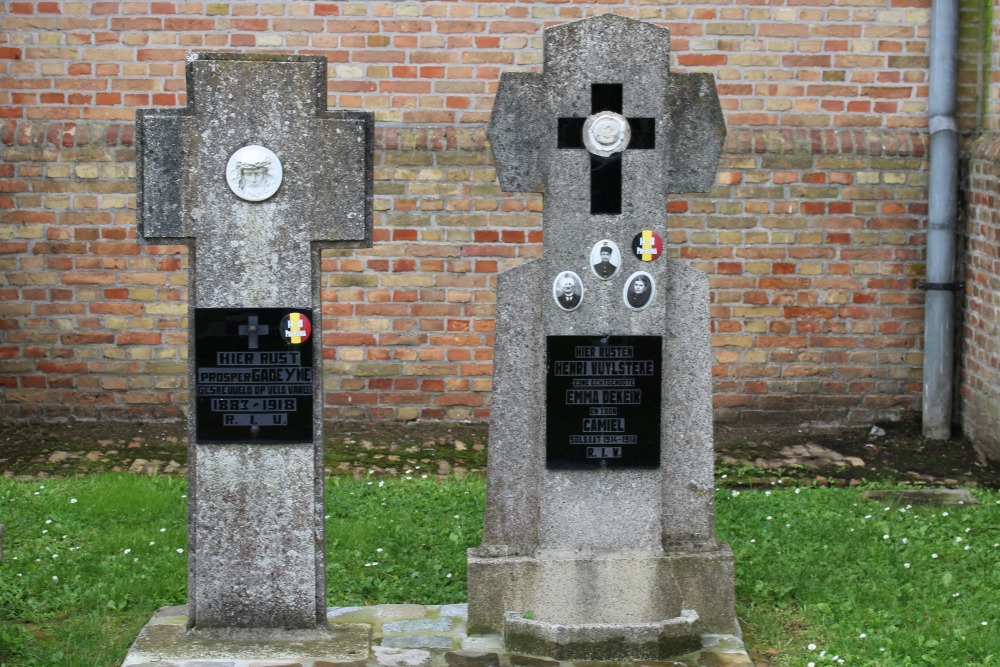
[922, 0, 960, 440]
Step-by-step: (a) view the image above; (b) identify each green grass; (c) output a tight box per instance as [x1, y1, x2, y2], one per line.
[1, 475, 998, 666]
[718, 484, 1000, 666]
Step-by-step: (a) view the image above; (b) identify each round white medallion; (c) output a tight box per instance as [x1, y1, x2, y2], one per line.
[583, 111, 631, 157]
[226, 145, 283, 202]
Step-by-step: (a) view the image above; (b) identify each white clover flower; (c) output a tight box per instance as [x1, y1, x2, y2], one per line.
[160, 528, 166, 532]
[766, 516, 773, 521]
[765, 490, 771, 496]
[942, 512, 949, 517]
[376, 548, 383, 553]
[70, 498, 77, 504]
[52, 554, 58, 559]
[983, 621, 989, 626]
[446, 573, 452, 578]
[731, 490, 740, 497]
[859, 633, 867, 638]
[45, 519, 52, 524]
[41, 530, 48, 534]
[123, 549, 131, 554]
[864, 514, 872, 519]
[807, 643, 817, 651]
[795, 488, 801, 494]
[932, 553, 939, 559]
[955, 537, 963, 543]
[904, 563, 911, 568]
[883, 534, 890, 540]
[964, 545, 971, 551]
[52, 575, 58, 581]
[721, 474, 727, 479]
[902, 537, 908, 544]
[378, 481, 385, 487]
[176, 548, 184, 553]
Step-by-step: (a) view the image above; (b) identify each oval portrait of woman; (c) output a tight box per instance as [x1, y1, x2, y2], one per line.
[552, 270, 584, 312]
[623, 271, 655, 311]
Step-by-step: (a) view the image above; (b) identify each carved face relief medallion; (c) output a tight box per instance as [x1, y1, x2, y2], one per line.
[590, 239, 621, 280]
[623, 271, 655, 311]
[552, 271, 584, 312]
[583, 111, 631, 157]
[226, 145, 283, 202]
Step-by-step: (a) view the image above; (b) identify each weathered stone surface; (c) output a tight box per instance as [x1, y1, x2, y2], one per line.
[509, 654, 560, 667]
[121, 606, 370, 666]
[135, 53, 373, 632]
[444, 650, 502, 667]
[383, 618, 453, 633]
[122, 604, 754, 667]
[372, 647, 433, 667]
[503, 610, 702, 661]
[375, 605, 429, 620]
[381, 635, 455, 650]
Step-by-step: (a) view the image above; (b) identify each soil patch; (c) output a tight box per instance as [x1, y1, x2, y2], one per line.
[2, 418, 997, 488]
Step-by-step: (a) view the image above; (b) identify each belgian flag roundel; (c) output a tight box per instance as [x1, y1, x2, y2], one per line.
[631, 230, 663, 262]
[281, 312, 312, 345]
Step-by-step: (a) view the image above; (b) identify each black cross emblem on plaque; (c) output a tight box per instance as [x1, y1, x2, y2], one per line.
[238, 315, 269, 350]
[557, 83, 655, 215]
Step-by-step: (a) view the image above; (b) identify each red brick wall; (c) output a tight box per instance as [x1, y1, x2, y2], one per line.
[962, 135, 1000, 460]
[0, 0, 992, 426]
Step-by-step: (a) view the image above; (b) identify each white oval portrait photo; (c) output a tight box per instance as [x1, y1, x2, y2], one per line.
[623, 271, 655, 311]
[590, 239, 621, 280]
[552, 270, 584, 312]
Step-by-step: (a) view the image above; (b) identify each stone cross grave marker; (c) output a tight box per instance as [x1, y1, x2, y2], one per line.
[468, 15, 736, 660]
[137, 54, 372, 631]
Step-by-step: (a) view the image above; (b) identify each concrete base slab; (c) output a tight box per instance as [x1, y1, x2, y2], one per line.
[123, 604, 752, 667]
[122, 605, 370, 666]
[503, 609, 702, 661]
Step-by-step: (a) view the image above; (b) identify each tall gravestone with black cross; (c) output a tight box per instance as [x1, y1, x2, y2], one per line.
[136, 54, 372, 632]
[467, 15, 736, 660]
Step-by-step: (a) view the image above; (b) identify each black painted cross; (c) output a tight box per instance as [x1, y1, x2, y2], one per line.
[238, 315, 269, 349]
[557, 83, 655, 215]
[488, 13, 725, 230]
[135, 54, 373, 634]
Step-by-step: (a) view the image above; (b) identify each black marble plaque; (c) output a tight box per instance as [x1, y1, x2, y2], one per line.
[194, 308, 314, 444]
[546, 335, 661, 468]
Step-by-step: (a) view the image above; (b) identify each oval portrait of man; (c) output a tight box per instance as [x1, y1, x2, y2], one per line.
[590, 239, 621, 280]
[552, 270, 584, 312]
[623, 271, 655, 311]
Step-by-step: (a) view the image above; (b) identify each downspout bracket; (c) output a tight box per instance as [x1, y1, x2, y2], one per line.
[918, 281, 966, 291]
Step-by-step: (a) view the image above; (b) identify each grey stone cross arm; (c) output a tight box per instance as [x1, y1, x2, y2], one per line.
[136, 54, 373, 307]
[487, 14, 726, 202]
